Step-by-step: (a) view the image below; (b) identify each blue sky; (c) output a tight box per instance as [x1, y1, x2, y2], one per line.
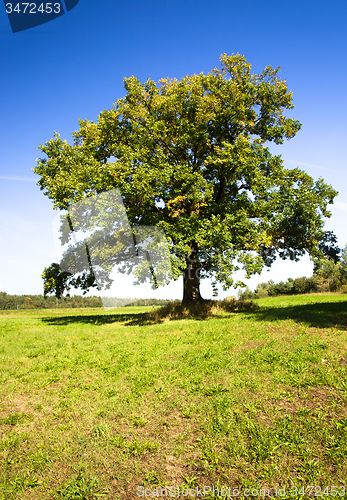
[0, 0, 346, 300]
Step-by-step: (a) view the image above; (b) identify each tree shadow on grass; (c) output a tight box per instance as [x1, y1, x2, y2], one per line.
[41, 299, 347, 330]
[41, 299, 256, 327]
[246, 300, 347, 330]
[41, 311, 150, 327]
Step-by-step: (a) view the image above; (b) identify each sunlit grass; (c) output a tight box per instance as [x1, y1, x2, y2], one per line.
[0, 294, 346, 498]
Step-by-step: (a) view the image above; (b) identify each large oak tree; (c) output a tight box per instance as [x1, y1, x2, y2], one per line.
[34, 53, 338, 303]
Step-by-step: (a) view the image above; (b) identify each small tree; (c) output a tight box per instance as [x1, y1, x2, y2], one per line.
[42, 262, 98, 299]
[292, 276, 317, 294]
[272, 279, 293, 296]
[238, 287, 255, 300]
[42, 263, 72, 299]
[34, 54, 339, 303]
[254, 281, 271, 298]
[314, 244, 347, 292]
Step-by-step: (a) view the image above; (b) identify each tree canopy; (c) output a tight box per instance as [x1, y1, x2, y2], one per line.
[34, 53, 339, 303]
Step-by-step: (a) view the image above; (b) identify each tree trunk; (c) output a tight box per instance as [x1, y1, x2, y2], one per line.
[182, 240, 203, 304]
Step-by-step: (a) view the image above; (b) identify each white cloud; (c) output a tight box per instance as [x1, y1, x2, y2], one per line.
[284, 160, 327, 171]
[0, 176, 37, 182]
[333, 202, 347, 211]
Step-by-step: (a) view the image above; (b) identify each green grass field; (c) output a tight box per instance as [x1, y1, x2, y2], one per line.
[0, 294, 346, 499]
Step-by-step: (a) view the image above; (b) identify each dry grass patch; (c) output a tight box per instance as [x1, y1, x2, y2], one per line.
[144, 298, 257, 323]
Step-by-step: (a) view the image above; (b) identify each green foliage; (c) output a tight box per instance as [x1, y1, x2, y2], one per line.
[238, 286, 255, 300]
[41, 263, 73, 298]
[270, 278, 294, 296]
[34, 53, 338, 300]
[239, 276, 318, 298]
[0, 292, 177, 310]
[0, 291, 102, 310]
[292, 276, 317, 294]
[239, 252, 347, 300]
[313, 245, 347, 292]
[42, 263, 98, 299]
[124, 298, 177, 307]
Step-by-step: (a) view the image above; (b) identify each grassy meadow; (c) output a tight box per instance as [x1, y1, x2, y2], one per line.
[0, 294, 346, 499]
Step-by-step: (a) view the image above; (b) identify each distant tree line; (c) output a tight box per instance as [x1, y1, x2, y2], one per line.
[238, 277, 317, 300]
[239, 245, 347, 300]
[102, 297, 175, 308]
[125, 298, 178, 307]
[0, 292, 175, 310]
[0, 292, 103, 310]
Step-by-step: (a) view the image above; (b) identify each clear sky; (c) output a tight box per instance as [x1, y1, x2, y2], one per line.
[0, 0, 346, 301]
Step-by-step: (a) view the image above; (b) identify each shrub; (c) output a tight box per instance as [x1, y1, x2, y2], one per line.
[238, 287, 255, 300]
[292, 276, 317, 294]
